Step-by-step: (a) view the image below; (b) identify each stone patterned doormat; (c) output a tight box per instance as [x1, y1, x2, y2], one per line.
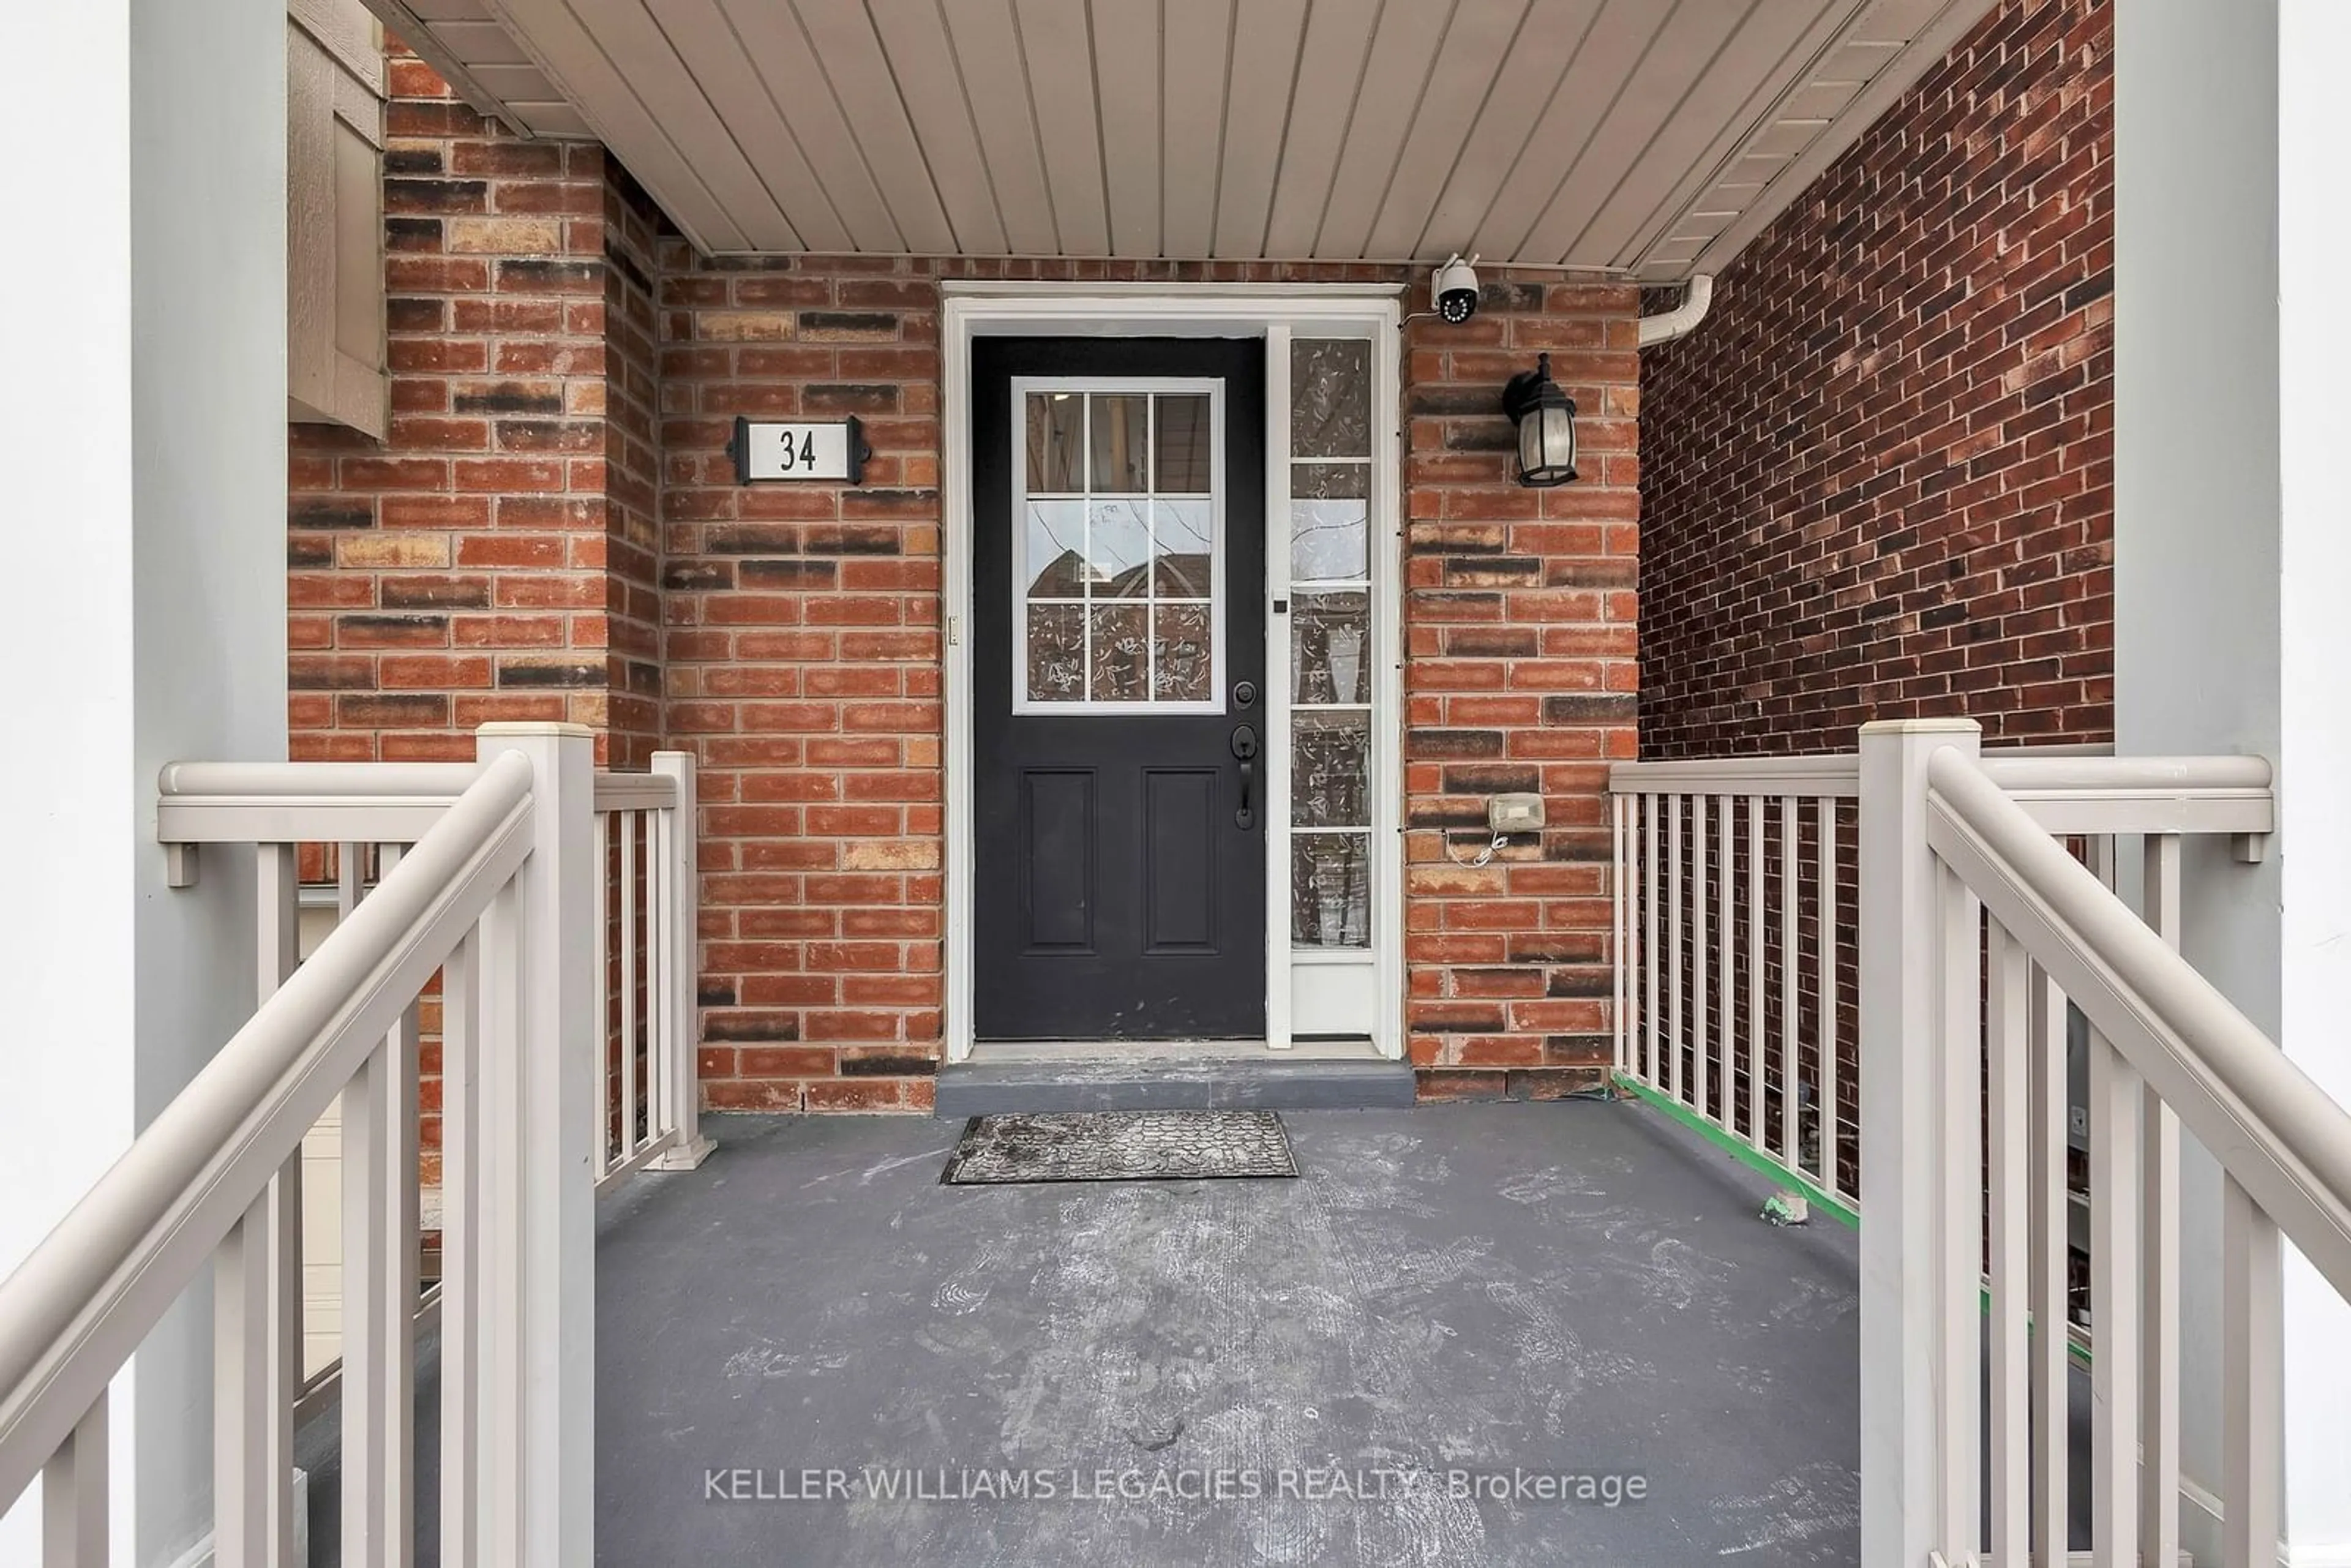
[940, 1111, 1299, 1185]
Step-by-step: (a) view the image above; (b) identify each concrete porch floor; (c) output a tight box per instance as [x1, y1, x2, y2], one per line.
[595, 1101, 1862, 1566]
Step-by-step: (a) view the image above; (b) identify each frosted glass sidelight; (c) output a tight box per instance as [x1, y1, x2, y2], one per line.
[1291, 339, 1371, 459]
[1292, 591, 1371, 705]
[1292, 710, 1371, 829]
[1292, 833, 1372, 948]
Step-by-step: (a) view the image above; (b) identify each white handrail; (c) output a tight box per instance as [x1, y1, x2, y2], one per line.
[1925, 748, 2351, 1289]
[1609, 752, 1860, 797]
[158, 760, 486, 797]
[0, 750, 533, 1504]
[1606, 739, 2124, 799]
[1973, 752, 2274, 792]
[1859, 719, 2335, 1567]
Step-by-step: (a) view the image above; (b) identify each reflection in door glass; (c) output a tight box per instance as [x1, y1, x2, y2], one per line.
[1026, 392, 1084, 493]
[1152, 499, 1213, 597]
[1024, 501, 1087, 598]
[1019, 389, 1222, 709]
[1087, 394, 1149, 492]
[1084, 499, 1152, 595]
[1155, 396, 1212, 492]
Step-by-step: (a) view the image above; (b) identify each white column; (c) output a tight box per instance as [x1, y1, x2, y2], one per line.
[2120, 0, 2351, 1557]
[0, 1, 286, 1561]
[1856, 716, 1981, 1567]
[2275, 1, 2351, 1552]
[476, 724, 596, 1568]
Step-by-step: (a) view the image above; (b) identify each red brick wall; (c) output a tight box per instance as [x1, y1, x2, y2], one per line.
[657, 258, 1641, 1109]
[1638, 0, 2113, 759]
[1400, 283, 1641, 1098]
[656, 250, 947, 1112]
[287, 44, 656, 768]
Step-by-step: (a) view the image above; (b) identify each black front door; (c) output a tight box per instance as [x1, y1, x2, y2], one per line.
[972, 337, 1267, 1040]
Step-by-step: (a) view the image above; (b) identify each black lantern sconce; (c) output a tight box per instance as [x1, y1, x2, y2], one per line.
[1501, 352, 1578, 487]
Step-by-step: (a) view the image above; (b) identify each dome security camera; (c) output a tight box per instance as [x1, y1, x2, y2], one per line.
[1433, 253, 1480, 324]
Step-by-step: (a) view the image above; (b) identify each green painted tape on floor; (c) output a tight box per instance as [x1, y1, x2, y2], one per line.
[1611, 1071, 1860, 1230]
[1611, 1071, 2094, 1368]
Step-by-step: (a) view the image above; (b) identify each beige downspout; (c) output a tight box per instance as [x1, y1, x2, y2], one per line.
[1638, 275, 1715, 348]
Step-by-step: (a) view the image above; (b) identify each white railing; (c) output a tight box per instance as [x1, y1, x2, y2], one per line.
[158, 743, 711, 1201]
[1611, 755, 1859, 1203]
[1609, 742, 2271, 1214]
[591, 757, 710, 1191]
[1862, 719, 2337, 1568]
[0, 724, 596, 1568]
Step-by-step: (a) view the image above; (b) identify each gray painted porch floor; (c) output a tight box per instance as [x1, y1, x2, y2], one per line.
[595, 1101, 1864, 1566]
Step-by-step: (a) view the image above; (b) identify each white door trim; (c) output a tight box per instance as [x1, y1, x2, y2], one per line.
[941, 288, 1405, 1064]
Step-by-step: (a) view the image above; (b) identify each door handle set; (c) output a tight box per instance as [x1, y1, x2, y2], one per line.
[1231, 724, 1259, 829]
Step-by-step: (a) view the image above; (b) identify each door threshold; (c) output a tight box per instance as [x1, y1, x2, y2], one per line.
[938, 1038, 1411, 1117]
[963, 1038, 1387, 1065]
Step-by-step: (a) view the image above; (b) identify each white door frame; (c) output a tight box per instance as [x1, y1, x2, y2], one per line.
[939, 283, 1406, 1063]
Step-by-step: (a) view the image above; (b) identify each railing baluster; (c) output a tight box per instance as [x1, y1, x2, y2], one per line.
[343, 986, 421, 1568]
[1613, 792, 1627, 1075]
[1668, 793, 1684, 1106]
[476, 878, 525, 1566]
[1716, 794, 1733, 1127]
[1936, 863, 1982, 1555]
[2140, 833, 2182, 1567]
[1745, 795, 1764, 1149]
[1818, 795, 1839, 1196]
[440, 926, 482, 1568]
[217, 840, 301, 1567]
[1779, 796, 1798, 1166]
[2088, 1022, 2142, 1568]
[1645, 792, 1660, 1087]
[40, 1394, 106, 1568]
[594, 808, 610, 1178]
[1702, 799, 1720, 1128]
[645, 804, 669, 1144]
[2221, 1174, 2282, 1568]
[649, 751, 711, 1172]
[621, 809, 640, 1159]
[1985, 920, 2030, 1567]
[215, 1173, 298, 1568]
[2028, 962, 2069, 1568]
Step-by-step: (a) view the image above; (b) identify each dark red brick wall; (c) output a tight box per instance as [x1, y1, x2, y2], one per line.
[1638, 0, 2113, 759]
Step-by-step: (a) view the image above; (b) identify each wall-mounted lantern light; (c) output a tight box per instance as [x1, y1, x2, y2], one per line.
[1501, 352, 1578, 487]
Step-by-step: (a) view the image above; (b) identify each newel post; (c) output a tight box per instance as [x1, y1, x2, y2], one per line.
[477, 722, 595, 1568]
[649, 750, 713, 1170]
[1857, 717, 1980, 1567]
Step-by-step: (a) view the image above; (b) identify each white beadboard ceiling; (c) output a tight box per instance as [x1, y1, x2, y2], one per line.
[370, 0, 1996, 279]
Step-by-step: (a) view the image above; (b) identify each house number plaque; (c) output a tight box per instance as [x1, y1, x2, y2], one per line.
[729, 416, 872, 484]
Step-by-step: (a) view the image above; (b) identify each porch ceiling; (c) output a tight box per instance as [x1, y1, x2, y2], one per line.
[374, 0, 1993, 279]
